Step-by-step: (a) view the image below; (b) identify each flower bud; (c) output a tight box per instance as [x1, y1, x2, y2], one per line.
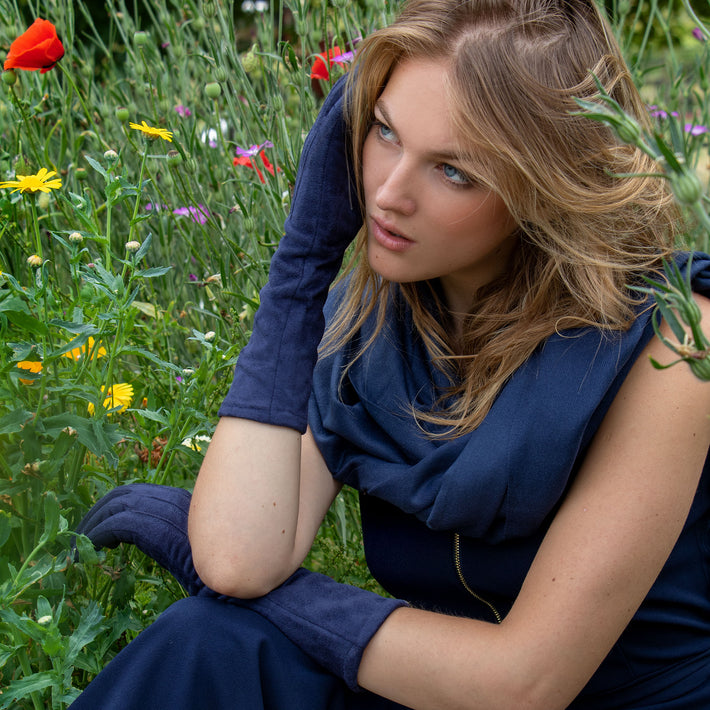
[37, 192, 50, 210]
[241, 46, 258, 73]
[167, 150, 182, 168]
[134, 31, 149, 46]
[104, 149, 119, 162]
[125, 240, 141, 252]
[2, 69, 17, 86]
[612, 116, 642, 146]
[76, 167, 88, 181]
[27, 254, 43, 267]
[193, 16, 206, 31]
[69, 232, 84, 243]
[203, 1, 217, 17]
[204, 330, 216, 342]
[205, 82, 222, 99]
[213, 65, 227, 83]
[271, 94, 284, 113]
[671, 169, 704, 205]
[115, 106, 130, 122]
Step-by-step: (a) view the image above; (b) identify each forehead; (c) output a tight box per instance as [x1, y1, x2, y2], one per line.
[377, 58, 466, 160]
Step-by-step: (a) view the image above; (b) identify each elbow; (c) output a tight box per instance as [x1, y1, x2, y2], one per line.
[189, 526, 297, 599]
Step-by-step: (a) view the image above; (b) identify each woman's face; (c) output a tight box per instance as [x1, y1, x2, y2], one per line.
[362, 58, 518, 314]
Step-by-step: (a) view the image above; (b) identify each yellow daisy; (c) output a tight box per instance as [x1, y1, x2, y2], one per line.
[129, 121, 173, 142]
[17, 360, 43, 384]
[88, 382, 134, 415]
[0, 168, 62, 194]
[62, 336, 107, 362]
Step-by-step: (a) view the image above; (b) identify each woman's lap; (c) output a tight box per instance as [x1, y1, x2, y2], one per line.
[70, 596, 408, 710]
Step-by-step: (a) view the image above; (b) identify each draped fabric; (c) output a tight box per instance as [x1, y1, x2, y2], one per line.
[309, 252, 710, 542]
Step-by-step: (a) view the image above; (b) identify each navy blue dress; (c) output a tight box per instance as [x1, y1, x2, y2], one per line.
[72, 254, 710, 709]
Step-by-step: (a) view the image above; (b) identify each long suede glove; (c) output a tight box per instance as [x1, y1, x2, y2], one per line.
[219, 74, 362, 433]
[75, 483, 407, 692]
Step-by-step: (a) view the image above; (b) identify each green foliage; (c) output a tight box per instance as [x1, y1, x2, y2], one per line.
[0, 0, 709, 705]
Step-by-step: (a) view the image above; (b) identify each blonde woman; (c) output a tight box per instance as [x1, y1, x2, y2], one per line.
[73, 1, 710, 708]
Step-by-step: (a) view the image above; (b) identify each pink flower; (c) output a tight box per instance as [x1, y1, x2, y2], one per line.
[310, 46, 354, 80]
[175, 105, 192, 117]
[173, 205, 210, 224]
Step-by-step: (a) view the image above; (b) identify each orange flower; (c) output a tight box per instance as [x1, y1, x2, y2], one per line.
[4, 19, 65, 74]
[62, 336, 107, 362]
[310, 46, 349, 80]
[17, 360, 42, 384]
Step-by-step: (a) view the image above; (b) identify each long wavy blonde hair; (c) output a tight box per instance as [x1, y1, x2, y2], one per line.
[322, 0, 678, 437]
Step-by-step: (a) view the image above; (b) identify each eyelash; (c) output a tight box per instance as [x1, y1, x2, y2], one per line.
[371, 119, 474, 189]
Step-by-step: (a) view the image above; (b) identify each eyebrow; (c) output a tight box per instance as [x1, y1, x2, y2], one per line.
[373, 98, 468, 164]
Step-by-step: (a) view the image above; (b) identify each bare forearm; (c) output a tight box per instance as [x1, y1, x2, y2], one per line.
[188, 417, 303, 597]
[357, 608, 570, 710]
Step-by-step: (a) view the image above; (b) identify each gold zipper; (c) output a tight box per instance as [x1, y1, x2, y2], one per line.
[453, 533, 502, 624]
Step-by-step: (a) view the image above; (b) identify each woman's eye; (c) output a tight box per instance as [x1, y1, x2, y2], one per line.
[376, 121, 396, 143]
[441, 163, 470, 185]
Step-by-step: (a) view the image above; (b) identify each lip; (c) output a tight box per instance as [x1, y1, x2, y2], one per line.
[370, 216, 414, 253]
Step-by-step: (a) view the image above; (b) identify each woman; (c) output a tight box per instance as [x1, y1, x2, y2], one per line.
[72, 0, 710, 708]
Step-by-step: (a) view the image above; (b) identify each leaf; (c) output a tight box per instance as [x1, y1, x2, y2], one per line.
[64, 602, 105, 666]
[139, 266, 172, 278]
[5, 310, 49, 336]
[40, 492, 60, 545]
[134, 231, 152, 261]
[84, 154, 107, 179]
[0, 670, 58, 709]
[132, 300, 157, 318]
[0, 408, 32, 436]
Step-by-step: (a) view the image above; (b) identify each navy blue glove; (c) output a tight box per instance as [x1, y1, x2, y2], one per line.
[243, 568, 407, 692]
[77, 483, 407, 691]
[74, 483, 205, 596]
[218, 74, 362, 432]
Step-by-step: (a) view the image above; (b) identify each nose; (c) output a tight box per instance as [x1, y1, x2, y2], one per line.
[375, 158, 416, 216]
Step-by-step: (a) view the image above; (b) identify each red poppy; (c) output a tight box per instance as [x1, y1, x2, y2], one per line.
[233, 152, 276, 184]
[4, 18, 65, 74]
[310, 46, 343, 80]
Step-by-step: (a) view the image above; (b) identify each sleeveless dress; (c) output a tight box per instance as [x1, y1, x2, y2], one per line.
[308, 251, 710, 708]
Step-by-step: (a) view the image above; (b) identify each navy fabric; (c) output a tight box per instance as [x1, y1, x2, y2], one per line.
[69, 597, 410, 710]
[309, 252, 710, 707]
[219, 74, 362, 433]
[75, 485, 406, 692]
[309, 252, 710, 542]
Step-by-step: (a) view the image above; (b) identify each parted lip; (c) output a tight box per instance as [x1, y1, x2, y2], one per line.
[370, 215, 413, 242]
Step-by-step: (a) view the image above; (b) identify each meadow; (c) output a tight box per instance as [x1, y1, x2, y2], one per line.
[0, 0, 709, 706]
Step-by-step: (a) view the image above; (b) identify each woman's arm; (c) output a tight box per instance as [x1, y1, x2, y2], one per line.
[357, 299, 710, 710]
[188, 423, 340, 597]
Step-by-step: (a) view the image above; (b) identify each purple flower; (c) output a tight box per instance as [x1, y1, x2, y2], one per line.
[173, 204, 210, 224]
[188, 273, 199, 282]
[235, 140, 274, 157]
[175, 105, 192, 117]
[331, 50, 355, 65]
[145, 202, 169, 212]
[685, 123, 708, 136]
[693, 27, 706, 42]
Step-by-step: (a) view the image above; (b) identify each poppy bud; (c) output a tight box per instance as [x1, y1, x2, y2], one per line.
[193, 16, 206, 31]
[205, 82, 221, 99]
[2, 70, 17, 86]
[115, 106, 130, 122]
[213, 66, 227, 83]
[134, 31, 149, 46]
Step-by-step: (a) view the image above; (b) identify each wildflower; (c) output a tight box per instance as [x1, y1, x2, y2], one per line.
[200, 118, 228, 148]
[17, 360, 42, 384]
[685, 123, 708, 137]
[173, 205, 210, 224]
[0, 168, 62, 194]
[188, 273, 199, 282]
[88, 383, 134, 415]
[129, 121, 173, 142]
[181, 435, 212, 452]
[310, 46, 354, 80]
[3, 18, 64, 74]
[62, 336, 106, 361]
[175, 105, 192, 117]
[693, 27, 706, 42]
[125, 240, 141, 252]
[205, 331, 216, 342]
[27, 254, 43, 267]
[69, 231, 83, 243]
[104, 149, 119, 162]
[233, 142, 278, 183]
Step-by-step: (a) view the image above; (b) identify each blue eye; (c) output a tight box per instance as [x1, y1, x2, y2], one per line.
[441, 163, 470, 185]
[376, 121, 396, 143]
